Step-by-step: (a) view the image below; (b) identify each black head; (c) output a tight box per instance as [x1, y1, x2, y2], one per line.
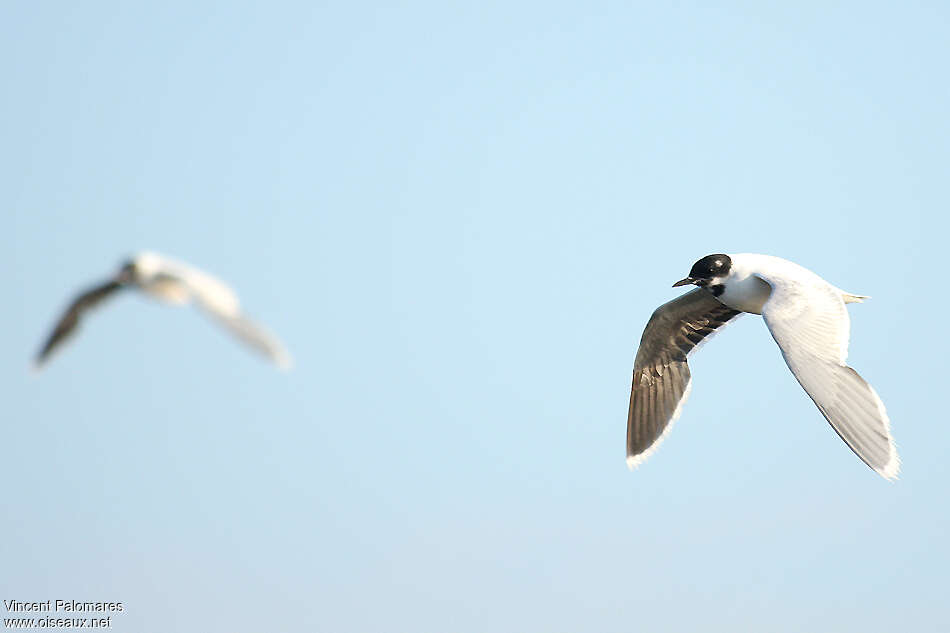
[672, 254, 732, 292]
[688, 254, 732, 280]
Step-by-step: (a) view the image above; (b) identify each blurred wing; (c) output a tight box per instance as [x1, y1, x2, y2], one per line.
[757, 273, 899, 479]
[208, 312, 293, 370]
[626, 288, 741, 469]
[34, 279, 124, 368]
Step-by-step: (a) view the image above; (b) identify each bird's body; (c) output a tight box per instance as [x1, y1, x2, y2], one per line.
[35, 251, 292, 370]
[716, 254, 867, 315]
[627, 253, 898, 479]
[128, 252, 242, 314]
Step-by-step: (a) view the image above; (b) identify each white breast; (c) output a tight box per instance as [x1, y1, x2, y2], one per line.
[717, 275, 772, 314]
[715, 254, 785, 314]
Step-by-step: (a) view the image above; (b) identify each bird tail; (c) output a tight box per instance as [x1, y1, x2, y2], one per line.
[842, 292, 870, 304]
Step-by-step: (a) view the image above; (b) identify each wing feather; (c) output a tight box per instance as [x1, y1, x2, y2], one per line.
[207, 312, 293, 370]
[626, 289, 741, 468]
[34, 279, 125, 368]
[756, 273, 900, 479]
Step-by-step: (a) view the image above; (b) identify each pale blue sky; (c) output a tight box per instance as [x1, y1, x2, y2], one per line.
[3, 2, 949, 631]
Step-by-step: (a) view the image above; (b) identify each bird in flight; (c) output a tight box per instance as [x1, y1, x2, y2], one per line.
[35, 251, 292, 370]
[626, 253, 898, 479]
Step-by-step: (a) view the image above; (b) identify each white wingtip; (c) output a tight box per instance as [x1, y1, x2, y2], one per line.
[625, 451, 654, 470]
[879, 453, 901, 481]
[868, 378, 900, 481]
[275, 353, 294, 372]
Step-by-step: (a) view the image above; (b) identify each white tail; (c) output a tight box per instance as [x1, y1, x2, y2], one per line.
[842, 292, 869, 304]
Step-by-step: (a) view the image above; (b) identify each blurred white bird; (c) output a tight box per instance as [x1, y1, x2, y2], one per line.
[627, 253, 898, 479]
[35, 251, 292, 370]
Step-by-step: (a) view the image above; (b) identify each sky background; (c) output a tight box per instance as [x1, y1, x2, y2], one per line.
[3, 2, 949, 631]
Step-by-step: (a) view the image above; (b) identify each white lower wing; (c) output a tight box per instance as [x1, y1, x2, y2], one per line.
[757, 273, 899, 479]
[208, 312, 293, 370]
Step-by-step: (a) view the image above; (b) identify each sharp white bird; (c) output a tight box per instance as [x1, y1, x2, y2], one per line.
[627, 253, 898, 479]
[35, 251, 292, 370]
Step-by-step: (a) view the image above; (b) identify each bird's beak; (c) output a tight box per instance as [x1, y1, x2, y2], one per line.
[672, 277, 696, 288]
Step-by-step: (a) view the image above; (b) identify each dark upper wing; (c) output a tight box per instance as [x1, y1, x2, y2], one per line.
[626, 288, 741, 468]
[34, 279, 125, 368]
